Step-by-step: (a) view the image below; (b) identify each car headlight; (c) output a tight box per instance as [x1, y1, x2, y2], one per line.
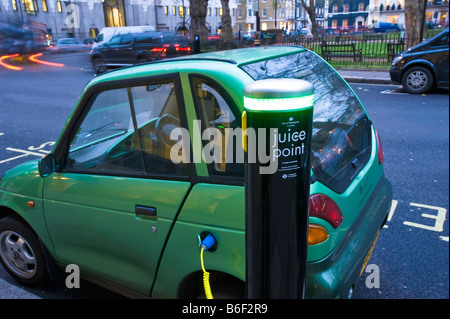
[392, 55, 403, 65]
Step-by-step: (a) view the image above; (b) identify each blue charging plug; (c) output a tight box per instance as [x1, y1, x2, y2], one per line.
[201, 233, 217, 251]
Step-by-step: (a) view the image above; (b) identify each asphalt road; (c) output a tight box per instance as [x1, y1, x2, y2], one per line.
[0, 53, 448, 299]
[350, 83, 449, 299]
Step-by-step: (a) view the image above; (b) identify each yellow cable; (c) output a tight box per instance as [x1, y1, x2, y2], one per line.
[200, 246, 213, 299]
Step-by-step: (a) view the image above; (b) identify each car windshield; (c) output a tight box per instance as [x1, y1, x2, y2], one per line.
[241, 51, 372, 193]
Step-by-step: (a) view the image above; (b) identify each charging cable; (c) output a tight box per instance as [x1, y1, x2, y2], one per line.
[200, 233, 216, 299]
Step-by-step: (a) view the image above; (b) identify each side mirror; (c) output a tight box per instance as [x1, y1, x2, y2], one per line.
[38, 154, 56, 178]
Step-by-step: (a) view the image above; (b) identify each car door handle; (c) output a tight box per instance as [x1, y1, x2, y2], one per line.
[135, 205, 157, 220]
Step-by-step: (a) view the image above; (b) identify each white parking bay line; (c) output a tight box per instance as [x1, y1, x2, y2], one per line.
[0, 278, 41, 299]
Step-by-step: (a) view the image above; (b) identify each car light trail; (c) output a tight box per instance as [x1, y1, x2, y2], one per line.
[28, 53, 64, 67]
[0, 54, 23, 71]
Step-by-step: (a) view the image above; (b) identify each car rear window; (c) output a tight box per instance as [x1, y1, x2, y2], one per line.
[241, 50, 372, 193]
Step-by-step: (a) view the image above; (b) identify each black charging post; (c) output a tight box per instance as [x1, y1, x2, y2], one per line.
[243, 79, 314, 299]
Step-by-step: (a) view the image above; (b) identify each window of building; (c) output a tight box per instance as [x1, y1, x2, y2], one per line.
[164, 5, 168, 15]
[42, 0, 48, 12]
[57, 1, 62, 13]
[359, 3, 364, 11]
[387, 15, 399, 24]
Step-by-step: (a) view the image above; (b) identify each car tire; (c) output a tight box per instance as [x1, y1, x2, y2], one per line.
[402, 66, 434, 94]
[0, 216, 50, 287]
[92, 58, 105, 75]
[136, 57, 150, 64]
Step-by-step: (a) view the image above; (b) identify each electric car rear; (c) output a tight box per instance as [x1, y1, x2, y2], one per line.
[0, 46, 392, 299]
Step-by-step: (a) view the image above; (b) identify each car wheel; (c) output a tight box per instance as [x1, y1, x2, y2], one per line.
[136, 57, 150, 64]
[0, 216, 50, 286]
[402, 66, 434, 94]
[92, 58, 105, 75]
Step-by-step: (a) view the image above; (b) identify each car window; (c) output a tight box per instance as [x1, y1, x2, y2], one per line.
[65, 81, 188, 177]
[241, 51, 372, 193]
[121, 35, 133, 45]
[430, 32, 449, 47]
[109, 36, 121, 46]
[191, 76, 243, 177]
[132, 83, 188, 176]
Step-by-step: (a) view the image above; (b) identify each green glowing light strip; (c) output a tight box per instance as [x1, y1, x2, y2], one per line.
[244, 94, 314, 112]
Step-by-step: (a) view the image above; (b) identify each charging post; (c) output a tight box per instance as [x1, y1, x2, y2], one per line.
[243, 79, 314, 299]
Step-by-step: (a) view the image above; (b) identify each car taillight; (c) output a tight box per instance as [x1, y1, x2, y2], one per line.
[176, 47, 191, 52]
[151, 47, 166, 57]
[375, 129, 384, 165]
[309, 194, 343, 229]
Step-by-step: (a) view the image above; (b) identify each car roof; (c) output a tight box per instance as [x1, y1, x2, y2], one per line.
[88, 46, 307, 86]
[183, 45, 305, 66]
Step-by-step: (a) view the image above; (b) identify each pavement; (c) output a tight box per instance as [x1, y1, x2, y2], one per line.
[337, 68, 393, 85]
[0, 278, 41, 299]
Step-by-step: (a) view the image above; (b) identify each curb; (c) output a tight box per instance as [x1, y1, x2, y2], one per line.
[342, 76, 393, 85]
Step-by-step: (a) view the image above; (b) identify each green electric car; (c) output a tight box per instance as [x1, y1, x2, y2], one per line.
[0, 46, 392, 299]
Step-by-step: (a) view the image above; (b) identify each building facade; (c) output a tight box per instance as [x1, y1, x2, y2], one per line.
[0, 0, 239, 41]
[2, 0, 447, 42]
[327, 0, 370, 30]
[326, 0, 449, 30]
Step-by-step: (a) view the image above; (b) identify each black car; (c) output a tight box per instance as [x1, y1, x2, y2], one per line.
[390, 28, 449, 94]
[90, 31, 191, 73]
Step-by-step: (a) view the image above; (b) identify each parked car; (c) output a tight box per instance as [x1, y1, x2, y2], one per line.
[0, 46, 391, 299]
[373, 22, 401, 33]
[90, 31, 190, 73]
[92, 26, 156, 49]
[390, 28, 449, 93]
[48, 38, 90, 53]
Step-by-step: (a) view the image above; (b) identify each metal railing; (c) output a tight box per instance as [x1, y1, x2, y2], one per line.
[204, 30, 445, 67]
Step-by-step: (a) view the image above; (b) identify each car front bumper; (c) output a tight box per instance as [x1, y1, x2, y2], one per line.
[305, 174, 392, 299]
[389, 64, 403, 83]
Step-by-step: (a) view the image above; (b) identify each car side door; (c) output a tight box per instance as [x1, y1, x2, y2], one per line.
[101, 35, 122, 64]
[42, 75, 192, 295]
[429, 31, 449, 84]
[115, 34, 135, 64]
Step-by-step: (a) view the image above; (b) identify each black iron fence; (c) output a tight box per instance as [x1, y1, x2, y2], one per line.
[204, 30, 445, 67]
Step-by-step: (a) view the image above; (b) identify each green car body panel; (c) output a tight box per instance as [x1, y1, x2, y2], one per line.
[0, 46, 392, 299]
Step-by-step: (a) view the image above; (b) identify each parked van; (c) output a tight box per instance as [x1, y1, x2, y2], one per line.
[93, 26, 156, 48]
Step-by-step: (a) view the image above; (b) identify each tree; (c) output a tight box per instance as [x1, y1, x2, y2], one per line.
[300, 0, 321, 38]
[190, 0, 209, 45]
[220, 0, 234, 44]
[404, 0, 427, 48]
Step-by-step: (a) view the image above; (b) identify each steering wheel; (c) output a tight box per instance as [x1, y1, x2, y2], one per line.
[155, 114, 181, 148]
